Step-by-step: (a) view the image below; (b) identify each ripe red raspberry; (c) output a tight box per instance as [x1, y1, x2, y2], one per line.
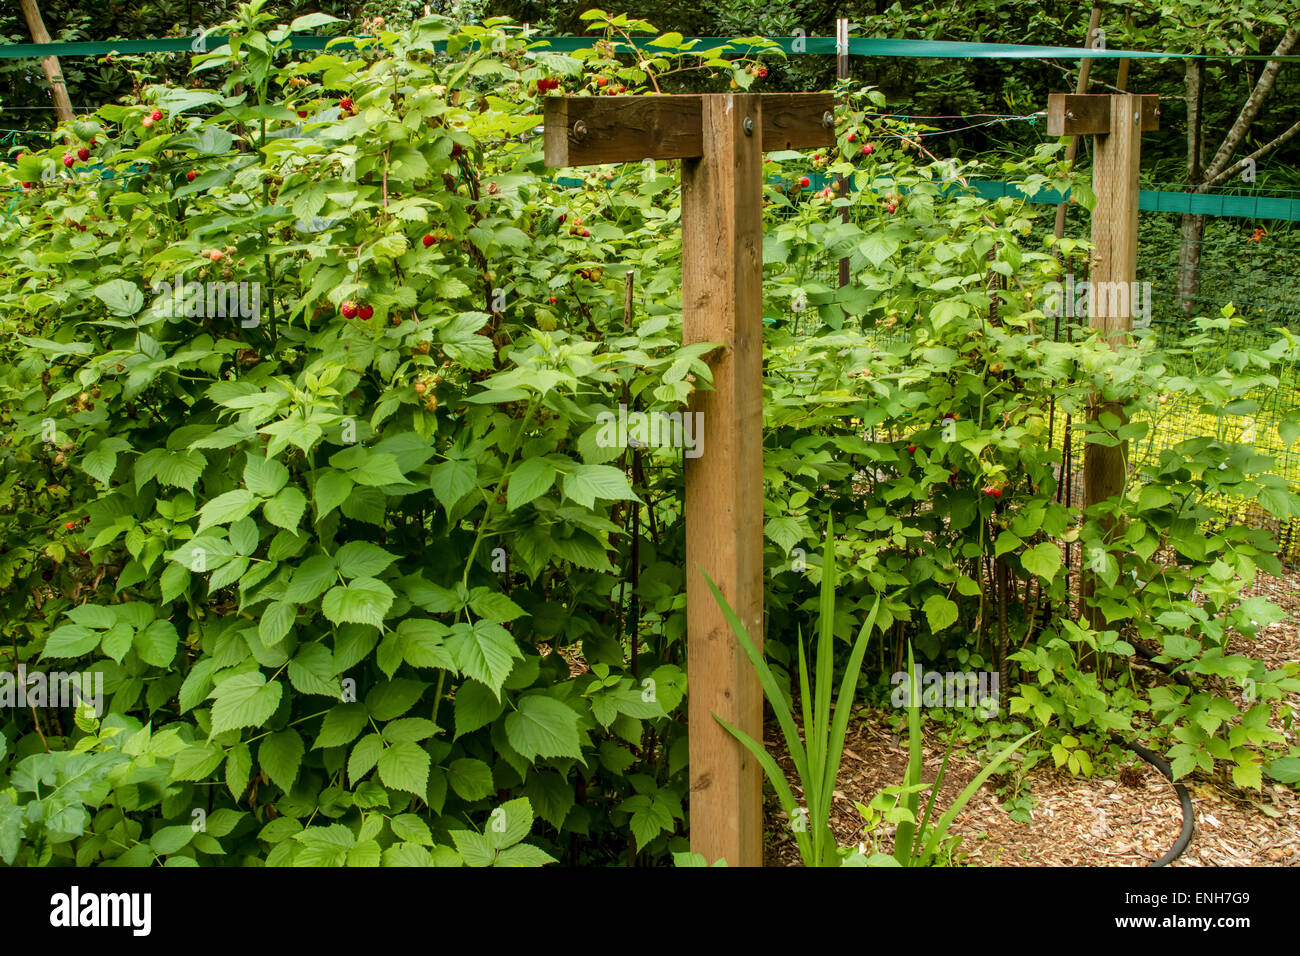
[63, 154, 75, 168]
[908, 445, 917, 453]
[799, 176, 811, 188]
[341, 301, 359, 319]
[423, 234, 435, 247]
[339, 97, 354, 111]
[358, 304, 375, 320]
[77, 147, 90, 161]
[150, 109, 163, 122]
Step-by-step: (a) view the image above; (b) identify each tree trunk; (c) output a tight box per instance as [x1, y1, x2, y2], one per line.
[1177, 56, 1205, 316]
[1176, 28, 1298, 315]
[18, 0, 74, 123]
[1176, 213, 1206, 318]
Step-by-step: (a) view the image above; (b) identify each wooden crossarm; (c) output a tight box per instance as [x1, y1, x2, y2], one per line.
[1047, 93, 1160, 136]
[543, 92, 835, 167]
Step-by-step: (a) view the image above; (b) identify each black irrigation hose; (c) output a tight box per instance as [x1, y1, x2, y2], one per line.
[1110, 733, 1196, 866]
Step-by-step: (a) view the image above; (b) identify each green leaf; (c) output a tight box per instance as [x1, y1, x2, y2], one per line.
[335, 542, 398, 578]
[396, 618, 456, 671]
[315, 703, 369, 749]
[322, 578, 395, 628]
[286, 555, 337, 604]
[313, 469, 354, 519]
[504, 696, 582, 761]
[41, 624, 101, 660]
[348, 453, 408, 487]
[349, 734, 383, 783]
[245, 454, 289, 497]
[82, 447, 118, 485]
[487, 796, 534, 850]
[94, 279, 144, 316]
[450, 829, 496, 867]
[764, 516, 807, 555]
[226, 743, 252, 799]
[377, 741, 431, 796]
[171, 741, 225, 781]
[447, 757, 495, 800]
[1232, 757, 1263, 790]
[259, 601, 297, 647]
[209, 673, 283, 736]
[259, 729, 305, 793]
[430, 459, 477, 515]
[1265, 757, 1300, 784]
[507, 458, 557, 510]
[922, 594, 958, 633]
[264, 486, 307, 530]
[151, 825, 196, 856]
[467, 589, 526, 623]
[135, 618, 179, 667]
[1021, 542, 1063, 582]
[493, 843, 557, 867]
[561, 464, 637, 509]
[447, 621, 522, 697]
[365, 679, 429, 721]
[454, 680, 505, 738]
[198, 489, 260, 531]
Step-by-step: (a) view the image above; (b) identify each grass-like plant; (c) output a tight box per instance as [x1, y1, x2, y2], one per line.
[703, 515, 883, 867]
[877, 642, 1035, 866]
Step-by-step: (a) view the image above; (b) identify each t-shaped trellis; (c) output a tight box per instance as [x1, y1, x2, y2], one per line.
[1047, 93, 1158, 618]
[545, 92, 834, 865]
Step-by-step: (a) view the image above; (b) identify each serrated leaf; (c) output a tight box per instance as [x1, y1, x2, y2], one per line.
[1021, 542, 1062, 582]
[447, 757, 495, 800]
[447, 621, 522, 697]
[504, 696, 582, 761]
[561, 464, 637, 509]
[313, 469, 354, 519]
[335, 541, 398, 578]
[198, 489, 260, 531]
[260, 600, 297, 647]
[259, 729, 305, 793]
[377, 741, 431, 796]
[209, 673, 283, 736]
[315, 703, 369, 749]
[430, 459, 476, 515]
[41, 624, 101, 660]
[322, 578, 394, 628]
[454, 680, 505, 738]
[507, 458, 557, 510]
[264, 486, 307, 530]
[349, 734, 383, 783]
[922, 594, 958, 633]
[226, 742, 252, 799]
[135, 618, 179, 667]
[245, 454, 289, 497]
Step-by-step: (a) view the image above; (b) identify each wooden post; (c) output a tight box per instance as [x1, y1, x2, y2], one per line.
[682, 93, 766, 867]
[544, 91, 833, 865]
[1048, 92, 1156, 622]
[18, 0, 74, 123]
